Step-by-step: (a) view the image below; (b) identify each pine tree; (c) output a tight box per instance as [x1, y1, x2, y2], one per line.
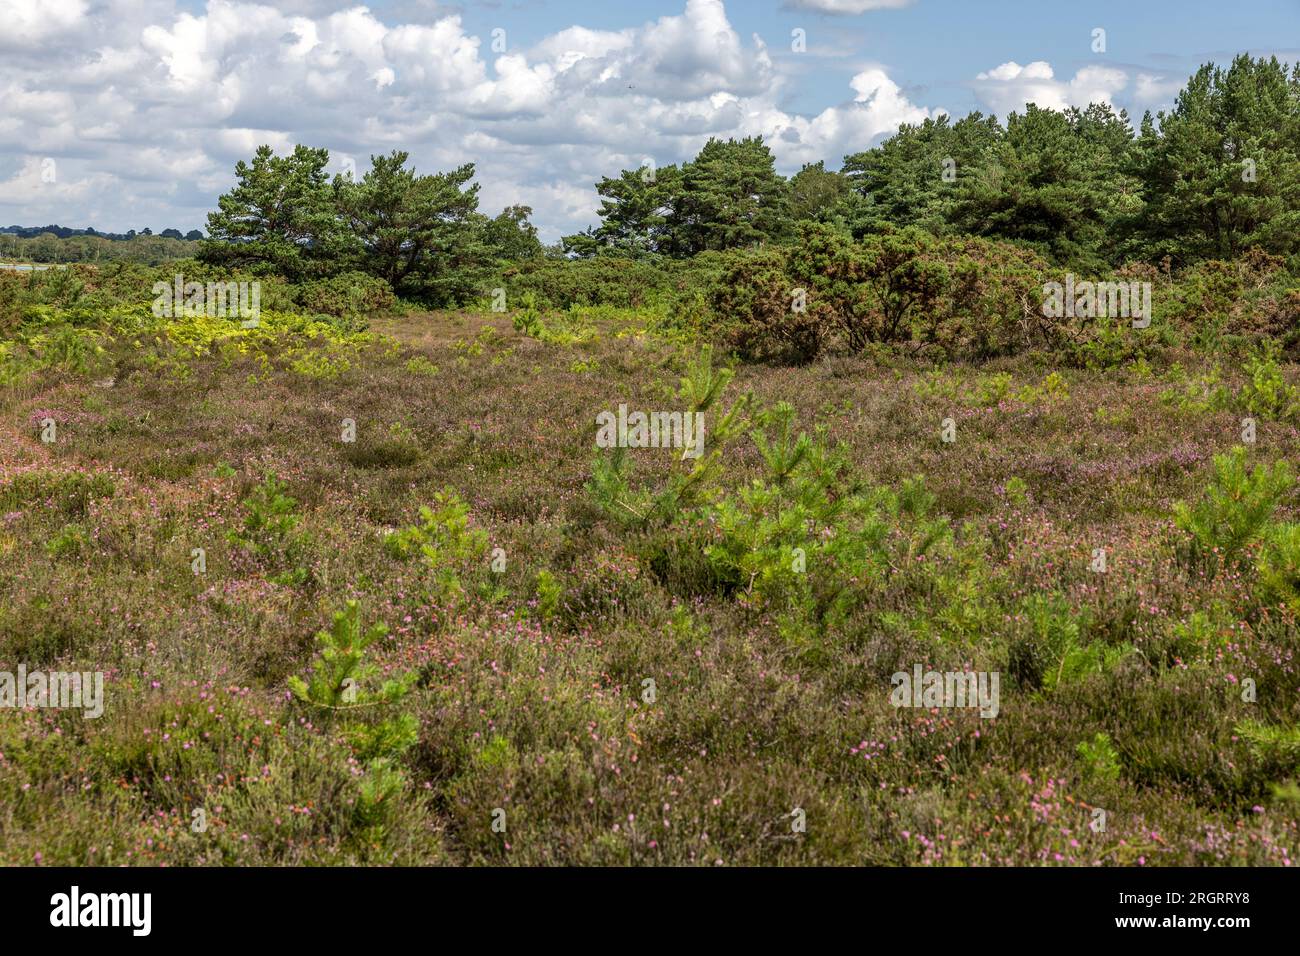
[200, 144, 350, 280]
[1133, 56, 1300, 263]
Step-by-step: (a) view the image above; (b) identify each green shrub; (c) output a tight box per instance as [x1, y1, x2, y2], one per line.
[677, 401, 949, 641]
[707, 247, 822, 363]
[534, 568, 562, 621]
[1008, 594, 1081, 691]
[1167, 609, 1231, 662]
[975, 371, 1014, 406]
[384, 490, 489, 602]
[1235, 719, 1300, 780]
[1255, 522, 1300, 614]
[45, 523, 89, 559]
[1239, 340, 1299, 421]
[296, 271, 395, 319]
[510, 296, 596, 346]
[1051, 640, 1136, 691]
[1060, 316, 1161, 370]
[1172, 447, 1293, 571]
[1159, 362, 1232, 414]
[227, 473, 311, 586]
[586, 346, 751, 528]
[289, 601, 419, 839]
[502, 256, 676, 310]
[848, 227, 950, 347]
[699, 225, 1055, 363]
[1077, 732, 1122, 784]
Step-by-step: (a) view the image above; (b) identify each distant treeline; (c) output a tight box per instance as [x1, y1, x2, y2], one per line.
[1, 224, 203, 242]
[0, 231, 202, 266]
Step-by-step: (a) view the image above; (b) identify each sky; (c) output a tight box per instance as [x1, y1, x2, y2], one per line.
[1, 0, 1297, 241]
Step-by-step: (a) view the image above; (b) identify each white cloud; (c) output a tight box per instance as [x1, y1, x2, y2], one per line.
[0, 0, 88, 48]
[1133, 72, 1184, 108]
[746, 67, 939, 167]
[0, 156, 103, 206]
[0, 0, 939, 238]
[973, 60, 1129, 115]
[786, 0, 915, 13]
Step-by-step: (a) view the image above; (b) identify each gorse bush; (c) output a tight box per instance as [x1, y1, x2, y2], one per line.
[296, 271, 394, 319]
[849, 227, 950, 347]
[707, 246, 822, 364]
[500, 256, 678, 310]
[704, 225, 1057, 363]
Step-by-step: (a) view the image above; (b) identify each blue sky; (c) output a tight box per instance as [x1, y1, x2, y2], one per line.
[3, 0, 1297, 239]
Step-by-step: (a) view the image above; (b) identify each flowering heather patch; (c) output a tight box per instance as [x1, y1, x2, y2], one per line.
[1, 306, 1298, 868]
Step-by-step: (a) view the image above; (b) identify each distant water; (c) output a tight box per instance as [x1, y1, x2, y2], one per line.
[0, 262, 56, 271]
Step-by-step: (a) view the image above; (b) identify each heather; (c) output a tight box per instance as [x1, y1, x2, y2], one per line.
[2, 275, 1299, 865]
[1, 52, 1299, 868]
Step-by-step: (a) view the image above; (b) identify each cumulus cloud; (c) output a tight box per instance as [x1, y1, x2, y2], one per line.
[0, 156, 111, 210]
[785, 0, 915, 13]
[0, 0, 937, 238]
[0, 0, 88, 49]
[1133, 72, 1185, 108]
[742, 67, 940, 168]
[972, 60, 1130, 115]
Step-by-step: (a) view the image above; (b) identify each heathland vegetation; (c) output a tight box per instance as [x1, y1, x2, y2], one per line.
[1, 55, 1299, 865]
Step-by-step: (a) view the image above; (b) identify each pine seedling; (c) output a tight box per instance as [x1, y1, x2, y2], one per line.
[289, 600, 415, 710]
